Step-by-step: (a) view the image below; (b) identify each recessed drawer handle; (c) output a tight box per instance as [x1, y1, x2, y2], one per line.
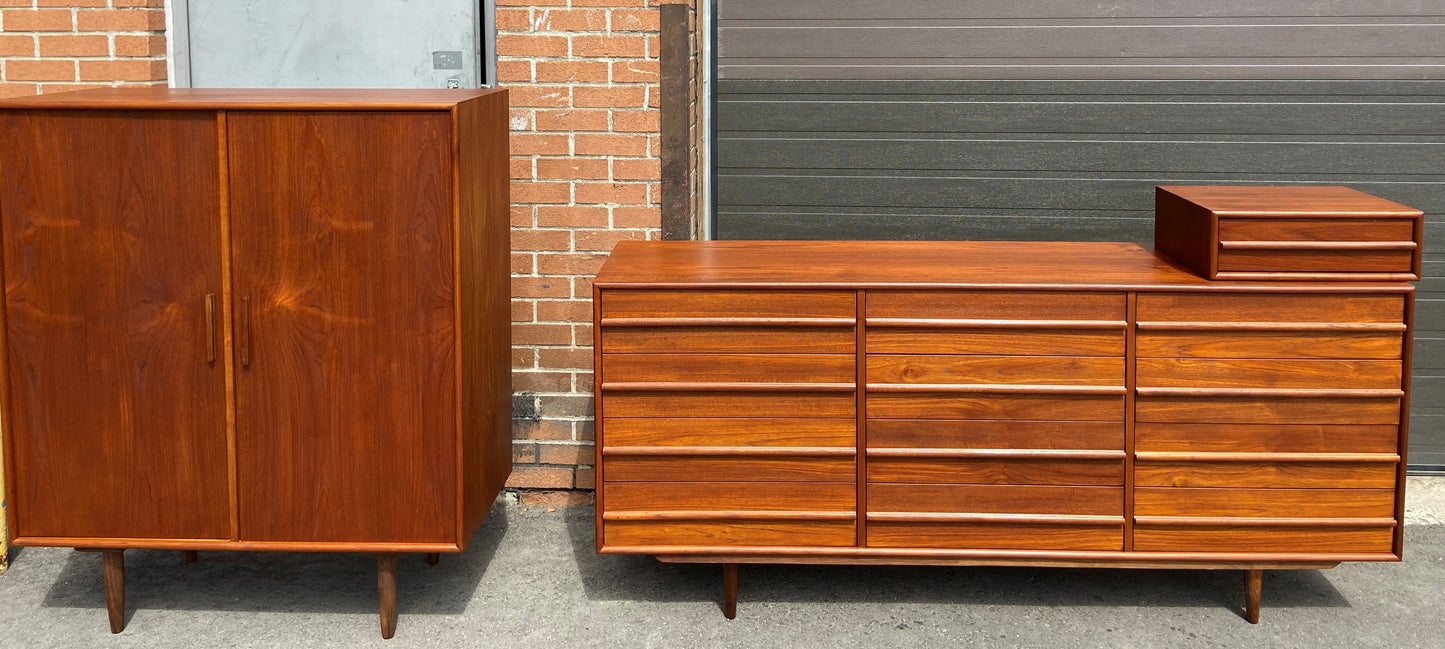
[204, 293, 216, 364]
[240, 296, 251, 370]
[1219, 240, 1417, 251]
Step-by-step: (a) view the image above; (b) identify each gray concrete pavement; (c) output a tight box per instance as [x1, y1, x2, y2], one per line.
[1, 479, 1444, 649]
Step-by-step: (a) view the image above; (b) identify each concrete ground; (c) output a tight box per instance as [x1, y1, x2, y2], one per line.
[2, 479, 1444, 649]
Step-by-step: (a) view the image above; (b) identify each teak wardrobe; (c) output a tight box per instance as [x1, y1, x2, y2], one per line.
[0, 88, 512, 638]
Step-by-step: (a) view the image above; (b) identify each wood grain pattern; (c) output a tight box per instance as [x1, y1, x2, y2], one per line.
[229, 111, 456, 543]
[868, 457, 1123, 486]
[867, 328, 1123, 356]
[1135, 487, 1395, 518]
[601, 290, 855, 319]
[1134, 525, 1394, 553]
[605, 353, 855, 383]
[1135, 395, 1401, 425]
[867, 291, 1125, 320]
[1137, 358, 1401, 390]
[1136, 293, 1404, 323]
[1136, 330, 1403, 359]
[606, 455, 855, 482]
[0, 110, 229, 540]
[1218, 218, 1415, 242]
[1135, 423, 1401, 454]
[868, 522, 1123, 551]
[603, 418, 855, 447]
[604, 391, 856, 418]
[603, 326, 855, 354]
[605, 520, 856, 547]
[868, 419, 1123, 451]
[606, 482, 855, 511]
[869, 393, 1124, 421]
[456, 91, 514, 548]
[868, 355, 1123, 386]
[869, 484, 1123, 515]
[1134, 461, 1397, 488]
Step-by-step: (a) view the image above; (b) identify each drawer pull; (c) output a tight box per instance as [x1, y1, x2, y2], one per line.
[1219, 240, 1417, 251]
[868, 448, 1124, 461]
[867, 513, 1123, 525]
[1135, 388, 1402, 398]
[870, 383, 1125, 395]
[603, 381, 855, 392]
[603, 446, 855, 457]
[601, 317, 855, 327]
[1136, 321, 1406, 332]
[239, 295, 251, 369]
[605, 510, 855, 522]
[867, 318, 1125, 330]
[1135, 452, 1398, 463]
[1134, 516, 1397, 528]
[204, 293, 216, 364]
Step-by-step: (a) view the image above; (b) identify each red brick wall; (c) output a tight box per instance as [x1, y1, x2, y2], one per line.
[0, 0, 166, 98]
[500, 0, 696, 501]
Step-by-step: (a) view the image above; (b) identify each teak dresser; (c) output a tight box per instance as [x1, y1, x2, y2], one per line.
[592, 240, 1412, 622]
[0, 88, 512, 638]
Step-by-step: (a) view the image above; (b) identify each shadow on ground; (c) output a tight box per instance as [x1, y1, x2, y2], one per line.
[562, 503, 1351, 618]
[35, 502, 508, 618]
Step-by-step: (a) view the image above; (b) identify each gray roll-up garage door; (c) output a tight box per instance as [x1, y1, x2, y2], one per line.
[713, 1, 1445, 470]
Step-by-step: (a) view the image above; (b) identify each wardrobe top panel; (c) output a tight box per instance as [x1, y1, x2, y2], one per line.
[0, 88, 503, 111]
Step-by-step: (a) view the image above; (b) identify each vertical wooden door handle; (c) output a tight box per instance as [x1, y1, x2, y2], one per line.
[204, 293, 216, 364]
[240, 296, 251, 369]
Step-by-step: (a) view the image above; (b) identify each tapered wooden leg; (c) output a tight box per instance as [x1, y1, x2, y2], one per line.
[722, 563, 738, 620]
[426, 553, 439, 566]
[1245, 569, 1263, 624]
[102, 550, 125, 634]
[184, 551, 199, 564]
[378, 554, 398, 639]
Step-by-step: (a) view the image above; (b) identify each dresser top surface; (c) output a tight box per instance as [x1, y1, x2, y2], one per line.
[595, 241, 1412, 292]
[1158, 185, 1423, 217]
[0, 87, 504, 111]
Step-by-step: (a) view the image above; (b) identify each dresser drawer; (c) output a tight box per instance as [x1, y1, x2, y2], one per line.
[604, 353, 854, 385]
[1136, 329, 1403, 360]
[869, 420, 1123, 451]
[605, 453, 855, 482]
[606, 482, 855, 512]
[1136, 358, 1401, 390]
[867, 355, 1123, 387]
[868, 326, 1124, 356]
[1134, 460, 1397, 489]
[867, 291, 1125, 321]
[605, 519, 856, 548]
[1219, 218, 1416, 243]
[1136, 293, 1404, 324]
[1217, 248, 1414, 274]
[601, 290, 855, 320]
[604, 390, 856, 418]
[870, 484, 1122, 516]
[1135, 487, 1395, 518]
[1135, 423, 1399, 454]
[870, 392, 1124, 421]
[604, 418, 855, 448]
[868, 520, 1123, 551]
[1135, 394, 1400, 425]
[602, 326, 854, 354]
[1133, 525, 1394, 554]
[868, 454, 1124, 486]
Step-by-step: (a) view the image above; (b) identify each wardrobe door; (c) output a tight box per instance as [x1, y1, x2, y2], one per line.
[228, 111, 458, 544]
[0, 110, 230, 540]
